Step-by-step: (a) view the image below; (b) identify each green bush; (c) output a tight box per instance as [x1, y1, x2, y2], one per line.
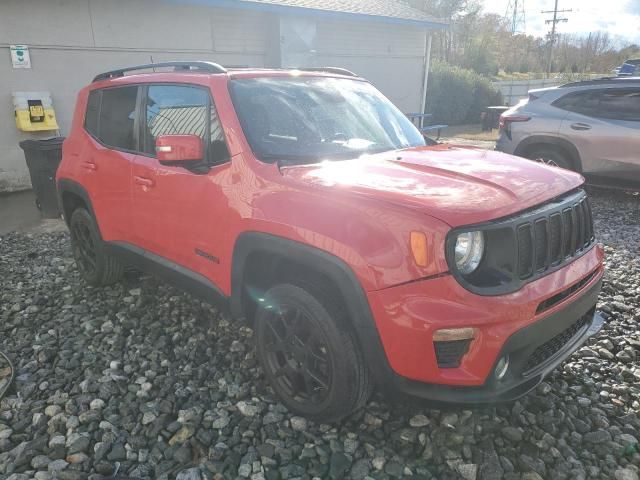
[425, 62, 502, 125]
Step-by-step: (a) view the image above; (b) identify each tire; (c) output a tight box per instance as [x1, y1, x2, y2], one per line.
[255, 283, 372, 422]
[526, 146, 574, 171]
[69, 208, 124, 286]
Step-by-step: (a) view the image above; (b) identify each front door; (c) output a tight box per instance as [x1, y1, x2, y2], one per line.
[131, 83, 232, 287]
[558, 87, 640, 180]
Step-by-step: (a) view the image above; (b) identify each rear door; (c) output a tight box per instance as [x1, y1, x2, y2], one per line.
[557, 87, 640, 180]
[81, 85, 139, 241]
[131, 83, 232, 286]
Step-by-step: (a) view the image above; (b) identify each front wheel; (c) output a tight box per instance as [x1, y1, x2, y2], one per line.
[255, 284, 372, 422]
[69, 208, 123, 286]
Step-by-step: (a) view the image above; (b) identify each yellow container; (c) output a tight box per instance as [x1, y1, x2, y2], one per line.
[13, 91, 59, 131]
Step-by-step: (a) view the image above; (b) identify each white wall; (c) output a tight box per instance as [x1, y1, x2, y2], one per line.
[0, 0, 269, 192]
[316, 19, 427, 113]
[492, 78, 563, 107]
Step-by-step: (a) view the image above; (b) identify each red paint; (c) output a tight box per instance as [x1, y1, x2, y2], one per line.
[155, 134, 204, 162]
[58, 68, 604, 387]
[368, 245, 604, 384]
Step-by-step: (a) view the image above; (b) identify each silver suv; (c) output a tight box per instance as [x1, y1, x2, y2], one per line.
[496, 77, 640, 183]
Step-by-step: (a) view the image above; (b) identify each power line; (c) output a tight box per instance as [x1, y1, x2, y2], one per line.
[542, 0, 572, 76]
[505, 0, 526, 34]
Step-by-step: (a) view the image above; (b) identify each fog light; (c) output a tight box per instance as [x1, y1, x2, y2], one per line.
[495, 355, 510, 380]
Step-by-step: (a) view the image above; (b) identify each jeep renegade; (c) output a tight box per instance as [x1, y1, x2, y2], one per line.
[57, 62, 605, 421]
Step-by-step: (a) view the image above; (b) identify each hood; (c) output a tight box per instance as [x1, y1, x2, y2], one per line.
[280, 144, 584, 227]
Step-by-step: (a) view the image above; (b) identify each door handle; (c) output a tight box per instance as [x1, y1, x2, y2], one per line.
[134, 176, 155, 188]
[82, 161, 97, 171]
[570, 123, 592, 131]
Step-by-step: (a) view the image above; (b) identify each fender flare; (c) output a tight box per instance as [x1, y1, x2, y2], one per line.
[56, 178, 97, 227]
[514, 135, 583, 172]
[230, 232, 395, 385]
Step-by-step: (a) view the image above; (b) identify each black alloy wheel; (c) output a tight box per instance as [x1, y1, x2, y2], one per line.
[255, 284, 372, 422]
[69, 208, 124, 286]
[71, 217, 97, 278]
[262, 303, 333, 405]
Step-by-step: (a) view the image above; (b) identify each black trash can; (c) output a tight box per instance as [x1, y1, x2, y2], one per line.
[19, 137, 65, 218]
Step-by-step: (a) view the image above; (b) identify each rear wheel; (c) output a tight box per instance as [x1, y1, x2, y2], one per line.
[69, 208, 123, 286]
[526, 147, 574, 171]
[255, 284, 371, 422]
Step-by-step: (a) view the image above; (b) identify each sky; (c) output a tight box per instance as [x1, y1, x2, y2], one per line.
[482, 0, 640, 46]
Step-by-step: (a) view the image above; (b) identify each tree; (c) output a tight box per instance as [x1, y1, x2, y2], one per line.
[404, 0, 638, 77]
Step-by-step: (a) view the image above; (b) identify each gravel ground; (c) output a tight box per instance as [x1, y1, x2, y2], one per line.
[1, 188, 639, 480]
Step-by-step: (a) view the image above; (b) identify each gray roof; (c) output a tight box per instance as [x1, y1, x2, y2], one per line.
[182, 0, 448, 28]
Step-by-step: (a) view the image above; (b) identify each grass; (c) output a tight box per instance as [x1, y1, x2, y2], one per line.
[442, 124, 498, 142]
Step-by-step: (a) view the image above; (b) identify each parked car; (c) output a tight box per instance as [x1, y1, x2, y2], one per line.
[57, 62, 604, 421]
[614, 59, 640, 76]
[496, 76, 640, 184]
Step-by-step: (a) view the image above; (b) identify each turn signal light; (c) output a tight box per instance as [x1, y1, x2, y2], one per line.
[410, 231, 429, 267]
[499, 114, 531, 140]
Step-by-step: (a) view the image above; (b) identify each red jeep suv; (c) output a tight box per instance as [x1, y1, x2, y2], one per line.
[57, 62, 605, 421]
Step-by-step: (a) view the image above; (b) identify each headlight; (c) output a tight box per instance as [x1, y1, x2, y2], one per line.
[454, 231, 485, 274]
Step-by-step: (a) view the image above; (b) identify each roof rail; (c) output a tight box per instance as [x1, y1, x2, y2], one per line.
[559, 76, 640, 87]
[92, 61, 227, 82]
[298, 67, 358, 77]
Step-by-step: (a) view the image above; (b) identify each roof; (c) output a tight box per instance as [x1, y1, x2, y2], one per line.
[559, 76, 640, 88]
[172, 0, 448, 28]
[92, 62, 363, 83]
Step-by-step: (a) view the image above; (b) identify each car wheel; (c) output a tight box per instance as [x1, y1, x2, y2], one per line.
[255, 284, 372, 422]
[69, 208, 124, 286]
[527, 147, 573, 171]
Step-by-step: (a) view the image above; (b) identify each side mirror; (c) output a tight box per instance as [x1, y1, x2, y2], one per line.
[156, 134, 204, 165]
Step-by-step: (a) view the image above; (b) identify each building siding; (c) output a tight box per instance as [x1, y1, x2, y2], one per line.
[0, 0, 426, 192]
[316, 19, 426, 113]
[317, 19, 425, 57]
[0, 0, 271, 192]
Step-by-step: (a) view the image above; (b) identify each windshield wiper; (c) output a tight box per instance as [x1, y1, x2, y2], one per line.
[265, 144, 399, 170]
[257, 154, 323, 169]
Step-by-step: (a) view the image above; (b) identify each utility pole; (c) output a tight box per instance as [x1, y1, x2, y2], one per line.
[542, 0, 571, 77]
[505, 0, 526, 34]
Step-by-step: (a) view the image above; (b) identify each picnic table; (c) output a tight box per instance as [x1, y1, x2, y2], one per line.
[405, 113, 448, 140]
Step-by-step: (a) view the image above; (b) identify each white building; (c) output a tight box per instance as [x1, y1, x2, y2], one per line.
[1, 0, 446, 192]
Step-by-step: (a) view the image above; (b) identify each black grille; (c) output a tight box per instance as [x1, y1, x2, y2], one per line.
[523, 313, 591, 373]
[549, 214, 562, 263]
[536, 269, 599, 314]
[517, 196, 594, 280]
[447, 189, 596, 296]
[434, 339, 472, 368]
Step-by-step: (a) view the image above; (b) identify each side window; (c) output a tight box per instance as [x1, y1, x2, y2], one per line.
[596, 88, 640, 121]
[84, 90, 100, 137]
[553, 91, 599, 116]
[99, 86, 139, 150]
[554, 88, 640, 121]
[143, 84, 229, 165]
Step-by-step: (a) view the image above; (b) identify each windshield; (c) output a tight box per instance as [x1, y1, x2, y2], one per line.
[229, 76, 425, 164]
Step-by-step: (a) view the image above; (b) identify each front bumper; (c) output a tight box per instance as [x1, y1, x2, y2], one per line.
[364, 244, 604, 403]
[389, 283, 603, 404]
